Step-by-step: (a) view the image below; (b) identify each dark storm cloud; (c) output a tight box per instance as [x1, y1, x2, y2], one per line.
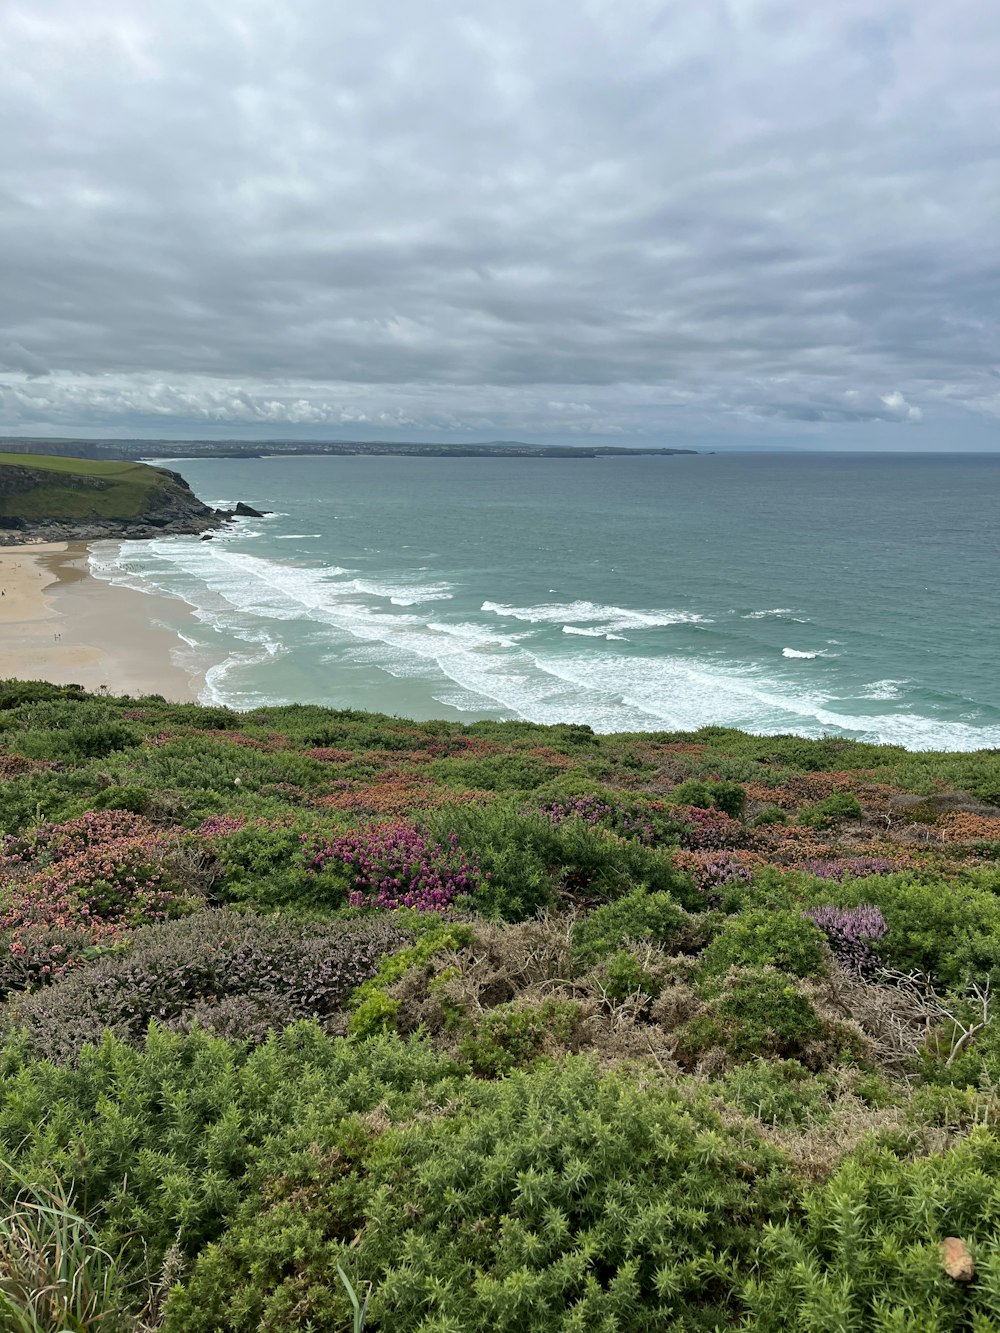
[1, 0, 999, 441]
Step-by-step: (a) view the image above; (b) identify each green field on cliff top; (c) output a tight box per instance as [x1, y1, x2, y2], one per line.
[0, 452, 167, 521]
[1, 679, 999, 1329]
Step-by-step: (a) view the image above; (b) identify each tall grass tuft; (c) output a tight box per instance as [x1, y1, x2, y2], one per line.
[0, 1164, 131, 1331]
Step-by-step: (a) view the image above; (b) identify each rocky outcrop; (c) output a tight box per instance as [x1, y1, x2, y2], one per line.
[0, 461, 267, 546]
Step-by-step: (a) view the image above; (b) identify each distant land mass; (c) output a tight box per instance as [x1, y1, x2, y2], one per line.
[0, 437, 698, 462]
[0, 453, 263, 545]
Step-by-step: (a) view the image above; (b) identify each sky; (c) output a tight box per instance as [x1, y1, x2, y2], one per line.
[1, 0, 999, 449]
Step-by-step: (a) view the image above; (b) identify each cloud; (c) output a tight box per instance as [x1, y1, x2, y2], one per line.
[0, 342, 48, 377]
[880, 391, 923, 422]
[0, 0, 998, 442]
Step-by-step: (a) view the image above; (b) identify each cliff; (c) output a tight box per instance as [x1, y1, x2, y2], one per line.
[0, 453, 244, 544]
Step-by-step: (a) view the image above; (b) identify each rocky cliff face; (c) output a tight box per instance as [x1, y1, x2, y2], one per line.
[0, 463, 260, 545]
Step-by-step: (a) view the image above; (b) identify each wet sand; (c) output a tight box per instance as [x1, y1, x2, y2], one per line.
[0, 542, 205, 700]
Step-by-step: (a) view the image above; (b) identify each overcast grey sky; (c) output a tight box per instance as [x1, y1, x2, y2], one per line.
[1, 0, 999, 447]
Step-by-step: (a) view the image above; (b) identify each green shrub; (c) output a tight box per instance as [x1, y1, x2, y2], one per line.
[809, 871, 1000, 989]
[670, 778, 746, 818]
[457, 998, 583, 1076]
[678, 968, 840, 1067]
[431, 753, 561, 792]
[0, 1026, 461, 1279]
[163, 1060, 797, 1332]
[751, 806, 788, 827]
[598, 948, 664, 1002]
[746, 1128, 1000, 1329]
[570, 887, 689, 967]
[699, 909, 828, 980]
[426, 802, 696, 920]
[718, 1059, 842, 1127]
[798, 792, 863, 829]
[348, 920, 475, 1038]
[14, 723, 144, 765]
[91, 784, 152, 814]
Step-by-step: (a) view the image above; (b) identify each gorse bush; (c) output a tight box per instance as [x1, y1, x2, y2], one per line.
[670, 778, 747, 818]
[746, 1129, 1000, 1329]
[162, 1059, 797, 1332]
[797, 791, 863, 828]
[0, 1026, 463, 1276]
[679, 968, 842, 1069]
[570, 887, 691, 967]
[699, 909, 829, 980]
[424, 801, 696, 918]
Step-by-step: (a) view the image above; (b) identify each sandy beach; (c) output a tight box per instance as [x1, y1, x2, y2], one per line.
[0, 542, 205, 701]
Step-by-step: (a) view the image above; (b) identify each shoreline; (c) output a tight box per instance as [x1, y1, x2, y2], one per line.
[0, 542, 209, 702]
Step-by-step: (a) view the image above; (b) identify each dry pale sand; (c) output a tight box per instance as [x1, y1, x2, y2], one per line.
[0, 542, 206, 700]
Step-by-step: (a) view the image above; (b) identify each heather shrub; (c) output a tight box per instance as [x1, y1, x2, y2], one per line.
[799, 857, 895, 881]
[745, 1128, 1000, 1328]
[162, 1060, 797, 1332]
[672, 804, 748, 850]
[699, 909, 828, 980]
[797, 791, 863, 828]
[2, 809, 159, 866]
[303, 821, 482, 911]
[0, 815, 198, 991]
[671, 849, 759, 899]
[570, 887, 690, 967]
[536, 790, 656, 842]
[803, 904, 888, 977]
[4, 910, 412, 1061]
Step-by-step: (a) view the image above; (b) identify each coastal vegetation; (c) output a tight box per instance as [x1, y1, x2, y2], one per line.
[1, 680, 1000, 1328]
[0, 454, 239, 543]
[0, 454, 168, 523]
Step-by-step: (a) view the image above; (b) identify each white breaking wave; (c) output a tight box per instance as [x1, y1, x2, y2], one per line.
[482, 599, 710, 634]
[563, 626, 629, 641]
[345, 577, 453, 605]
[782, 647, 820, 659]
[89, 541, 1000, 751]
[742, 607, 797, 619]
[859, 679, 907, 700]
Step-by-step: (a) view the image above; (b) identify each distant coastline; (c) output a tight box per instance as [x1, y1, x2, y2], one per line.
[0, 437, 698, 464]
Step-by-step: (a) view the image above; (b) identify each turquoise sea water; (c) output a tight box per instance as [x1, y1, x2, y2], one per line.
[89, 452, 1000, 749]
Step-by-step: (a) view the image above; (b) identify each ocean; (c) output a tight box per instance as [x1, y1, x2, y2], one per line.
[89, 452, 1000, 750]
